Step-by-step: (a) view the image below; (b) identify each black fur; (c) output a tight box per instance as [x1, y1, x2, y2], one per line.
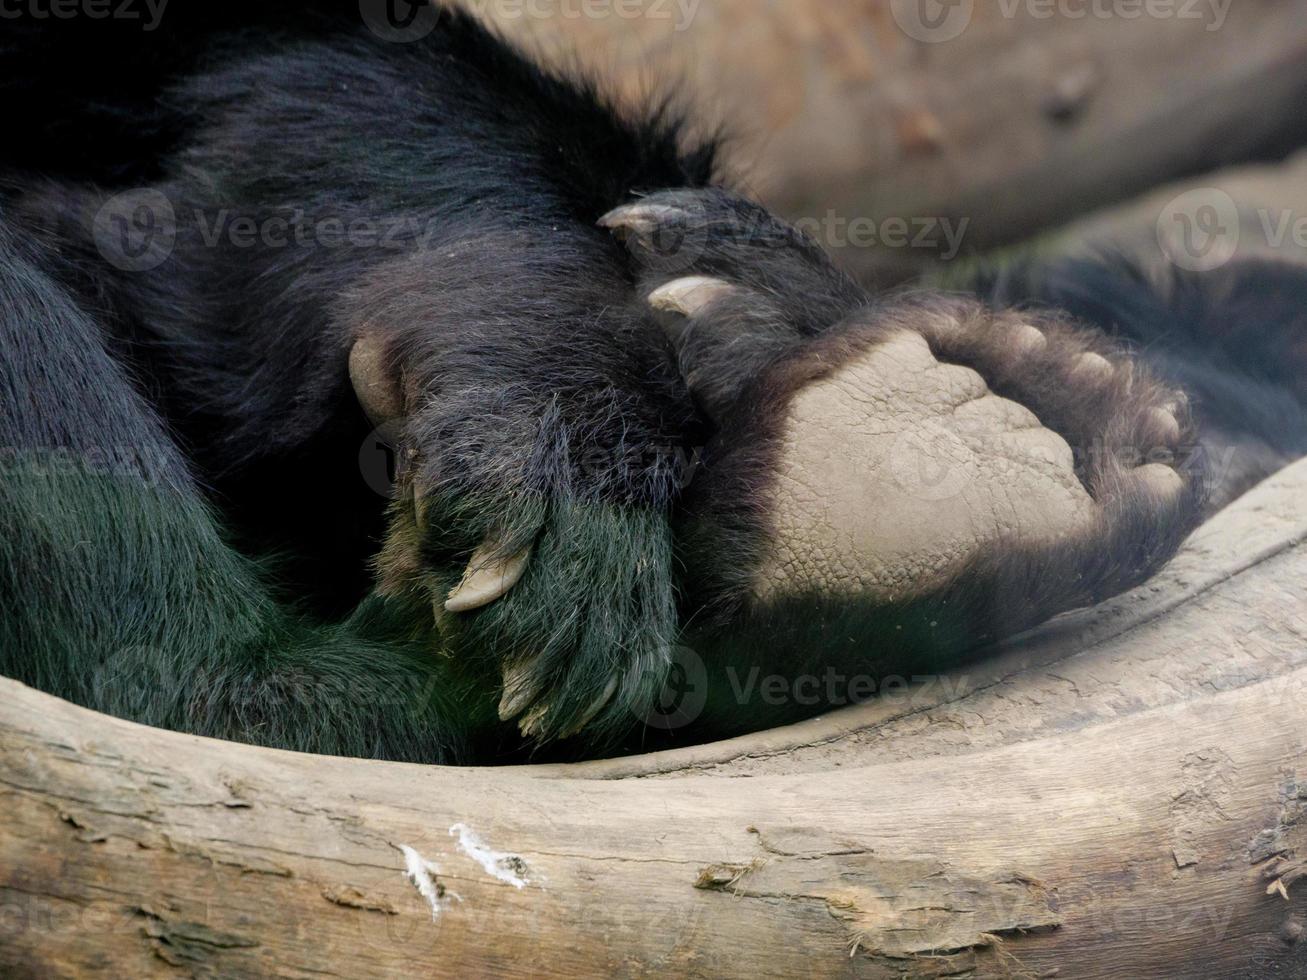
[0, 207, 487, 761]
[3, 6, 1307, 759]
[970, 253, 1307, 509]
[3, 6, 723, 755]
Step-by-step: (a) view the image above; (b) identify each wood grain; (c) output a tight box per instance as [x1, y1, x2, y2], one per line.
[3, 461, 1306, 978]
[460, 0, 1307, 282]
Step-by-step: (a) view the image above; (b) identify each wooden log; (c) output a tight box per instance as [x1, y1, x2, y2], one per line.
[2, 455, 1306, 978]
[457, 0, 1307, 282]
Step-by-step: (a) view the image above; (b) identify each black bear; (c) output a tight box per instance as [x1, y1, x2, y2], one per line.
[1, 3, 1302, 762]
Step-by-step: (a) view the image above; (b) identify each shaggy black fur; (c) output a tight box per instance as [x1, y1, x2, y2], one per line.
[603, 193, 1216, 739]
[2, 5, 1306, 758]
[971, 255, 1307, 511]
[3, 5, 722, 754]
[0, 207, 488, 760]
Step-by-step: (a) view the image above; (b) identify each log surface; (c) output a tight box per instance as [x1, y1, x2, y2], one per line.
[3, 460, 1307, 978]
[462, 0, 1307, 282]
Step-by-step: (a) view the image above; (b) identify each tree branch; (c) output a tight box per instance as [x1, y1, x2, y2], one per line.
[3, 462, 1306, 978]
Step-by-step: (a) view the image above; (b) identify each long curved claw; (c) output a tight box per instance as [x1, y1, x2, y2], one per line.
[598, 202, 685, 243]
[445, 538, 532, 614]
[348, 334, 404, 426]
[500, 663, 620, 739]
[497, 659, 536, 722]
[647, 276, 736, 318]
[557, 674, 620, 739]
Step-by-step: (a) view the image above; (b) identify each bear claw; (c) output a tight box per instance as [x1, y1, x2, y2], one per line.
[445, 538, 532, 614]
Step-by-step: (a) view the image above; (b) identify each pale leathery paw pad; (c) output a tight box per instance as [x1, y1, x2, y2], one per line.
[606, 189, 1204, 671]
[731, 300, 1200, 618]
[756, 329, 1100, 602]
[349, 329, 672, 747]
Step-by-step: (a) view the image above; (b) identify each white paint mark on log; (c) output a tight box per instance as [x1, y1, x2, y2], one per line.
[450, 823, 532, 889]
[399, 844, 449, 919]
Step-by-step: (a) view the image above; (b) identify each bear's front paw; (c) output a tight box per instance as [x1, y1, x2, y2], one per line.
[679, 288, 1204, 645]
[603, 190, 1206, 651]
[710, 301, 1201, 620]
[348, 340, 681, 745]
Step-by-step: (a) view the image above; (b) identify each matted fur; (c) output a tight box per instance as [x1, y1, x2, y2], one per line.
[1, 11, 1305, 758]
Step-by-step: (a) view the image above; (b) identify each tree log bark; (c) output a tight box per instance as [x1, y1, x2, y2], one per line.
[2, 455, 1306, 978]
[460, 0, 1307, 283]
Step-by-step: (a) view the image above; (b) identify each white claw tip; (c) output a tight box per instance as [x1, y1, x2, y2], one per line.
[646, 276, 734, 317]
[559, 674, 620, 739]
[497, 660, 536, 722]
[518, 703, 550, 739]
[349, 335, 404, 426]
[1134, 463, 1185, 499]
[598, 202, 680, 235]
[1072, 351, 1114, 382]
[445, 540, 531, 614]
[1148, 407, 1182, 444]
[1011, 323, 1048, 356]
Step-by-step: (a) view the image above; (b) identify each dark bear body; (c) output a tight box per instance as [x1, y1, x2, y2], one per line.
[1, 5, 1304, 761]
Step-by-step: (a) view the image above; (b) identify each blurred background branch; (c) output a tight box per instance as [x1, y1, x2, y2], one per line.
[463, 0, 1307, 282]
